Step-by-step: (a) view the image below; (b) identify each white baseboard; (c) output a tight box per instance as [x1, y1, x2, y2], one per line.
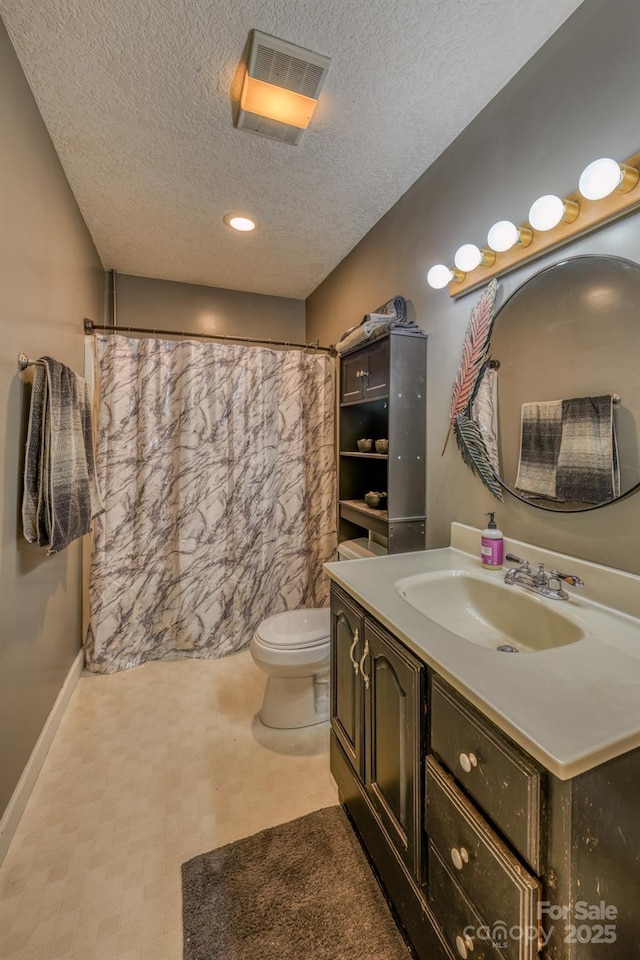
[0, 648, 84, 866]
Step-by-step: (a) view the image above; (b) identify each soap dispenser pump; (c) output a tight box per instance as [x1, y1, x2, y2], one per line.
[481, 512, 503, 569]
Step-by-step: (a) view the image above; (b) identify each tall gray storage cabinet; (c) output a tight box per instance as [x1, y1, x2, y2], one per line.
[338, 331, 427, 553]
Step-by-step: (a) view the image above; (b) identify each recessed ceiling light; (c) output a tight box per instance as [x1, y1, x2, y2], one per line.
[224, 214, 256, 232]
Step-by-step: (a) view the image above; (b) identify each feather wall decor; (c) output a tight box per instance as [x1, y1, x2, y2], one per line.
[454, 413, 503, 501]
[442, 279, 503, 500]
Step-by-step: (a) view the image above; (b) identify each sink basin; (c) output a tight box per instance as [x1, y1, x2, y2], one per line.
[396, 570, 586, 653]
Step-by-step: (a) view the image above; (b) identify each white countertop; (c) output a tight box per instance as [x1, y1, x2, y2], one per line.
[325, 525, 640, 780]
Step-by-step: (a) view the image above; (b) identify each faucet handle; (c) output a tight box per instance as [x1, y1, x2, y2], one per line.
[550, 570, 584, 588]
[505, 553, 530, 571]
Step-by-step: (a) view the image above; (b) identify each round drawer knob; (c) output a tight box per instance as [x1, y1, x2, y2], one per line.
[455, 933, 474, 958]
[459, 752, 478, 773]
[450, 846, 469, 870]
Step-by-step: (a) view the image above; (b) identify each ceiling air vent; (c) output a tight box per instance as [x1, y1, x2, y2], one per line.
[236, 31, 331, 145]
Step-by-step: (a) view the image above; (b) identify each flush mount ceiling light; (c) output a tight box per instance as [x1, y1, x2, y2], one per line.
[528, 194, 579, 231]
[578, 157, 639, 200]
[236, 31, 331, 145]
[224, 214, 256, 232]
[486, 220, 533, 253]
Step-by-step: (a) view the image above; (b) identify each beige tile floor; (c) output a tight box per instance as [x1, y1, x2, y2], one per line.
[0, 651, 337, 960]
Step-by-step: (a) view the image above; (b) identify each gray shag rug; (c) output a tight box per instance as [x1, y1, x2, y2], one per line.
[182, 805, 412, 959]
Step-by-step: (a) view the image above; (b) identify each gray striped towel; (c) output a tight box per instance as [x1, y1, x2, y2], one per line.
[515, 401, 563, 500]
[556, 395, 620, 504]
[22, 357, 102, 554]
[515, 395, 619, 504]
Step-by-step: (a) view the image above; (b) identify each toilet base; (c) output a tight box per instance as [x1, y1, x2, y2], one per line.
[259, 674, 329, 729]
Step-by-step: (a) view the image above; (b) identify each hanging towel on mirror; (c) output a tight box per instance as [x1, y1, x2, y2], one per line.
[471, 365, 499, 476]
[22, 357, 102, 554]
[515, 400, 563, 500]
[556, 395, 620, 504]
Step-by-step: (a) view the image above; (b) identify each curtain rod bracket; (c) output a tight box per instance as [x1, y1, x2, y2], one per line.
[84, 319, 95, 334]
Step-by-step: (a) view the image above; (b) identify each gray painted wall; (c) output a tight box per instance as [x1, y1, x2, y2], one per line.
[307, 0, 640, 575]
[114, 273, 305, 342]
[0, 20, 104, 818]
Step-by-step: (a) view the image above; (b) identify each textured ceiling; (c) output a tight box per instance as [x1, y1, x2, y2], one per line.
[2, 0, 584, 298]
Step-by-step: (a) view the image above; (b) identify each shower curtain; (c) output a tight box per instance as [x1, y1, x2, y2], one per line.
[86, 335, 337, 674]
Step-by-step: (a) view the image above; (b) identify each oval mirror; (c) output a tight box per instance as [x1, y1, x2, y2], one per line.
[486, 255, 640, 511]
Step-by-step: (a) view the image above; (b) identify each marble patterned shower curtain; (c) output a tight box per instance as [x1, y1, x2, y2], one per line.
[86, 335, 337, 674]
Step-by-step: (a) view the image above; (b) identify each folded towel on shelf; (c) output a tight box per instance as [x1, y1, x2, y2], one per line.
[23, 357, 102, 554]
[335, 295, 424, 353]
[515, 400, 563, 500]
[556, 395, 620, 504]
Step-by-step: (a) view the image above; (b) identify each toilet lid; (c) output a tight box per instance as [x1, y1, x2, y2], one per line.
[256, 608, 330, 649]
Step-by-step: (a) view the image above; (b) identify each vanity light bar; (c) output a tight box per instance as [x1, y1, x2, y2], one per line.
[427, 151, 640, 297]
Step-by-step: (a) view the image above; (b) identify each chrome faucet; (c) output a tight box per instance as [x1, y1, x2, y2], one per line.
[504, 554, 584, 601]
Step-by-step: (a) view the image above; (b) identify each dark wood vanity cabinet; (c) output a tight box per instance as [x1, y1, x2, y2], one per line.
[430, 677, 544, 874]
[330, 581, 640, 960]
[330, 587, 365, 776]
[330, 586, 424, 878]
[363, 617, 423, 878]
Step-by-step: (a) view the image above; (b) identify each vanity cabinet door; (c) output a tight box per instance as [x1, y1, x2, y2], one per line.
[362, 337, 390, 399]
[330, 587, 365, 779]
[363, 617, 424, 878]
[340, 352, 365, 403]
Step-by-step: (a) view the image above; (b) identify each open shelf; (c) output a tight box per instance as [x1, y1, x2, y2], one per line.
[339, 499, 388, 521]
[340, 451, 389, 460]
[340, 394, 389, 408]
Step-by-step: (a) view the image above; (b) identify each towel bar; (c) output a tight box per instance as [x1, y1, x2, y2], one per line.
[17, 353, 45, 370]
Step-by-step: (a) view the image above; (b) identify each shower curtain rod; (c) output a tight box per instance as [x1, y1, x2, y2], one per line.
[83, 319, 336, 356]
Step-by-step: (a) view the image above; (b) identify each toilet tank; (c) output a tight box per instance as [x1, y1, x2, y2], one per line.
[337, 537, 387, 561]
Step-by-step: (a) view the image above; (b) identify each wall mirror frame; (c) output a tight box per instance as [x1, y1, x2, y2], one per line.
[450, 254, 640, 512]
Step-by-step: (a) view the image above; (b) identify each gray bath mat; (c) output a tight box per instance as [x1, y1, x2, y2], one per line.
[181, 805, 411, 959]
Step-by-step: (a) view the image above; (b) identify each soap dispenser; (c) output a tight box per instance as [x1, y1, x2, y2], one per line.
[481, 513, 503, 569]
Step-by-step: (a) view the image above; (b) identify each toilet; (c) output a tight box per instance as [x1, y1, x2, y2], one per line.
[250, 539, 387, 730]
[250, 608, 331, 729]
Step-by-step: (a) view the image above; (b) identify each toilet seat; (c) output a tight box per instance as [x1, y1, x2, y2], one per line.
[255, 608, 330, 650]
[250, 607, 331, 729]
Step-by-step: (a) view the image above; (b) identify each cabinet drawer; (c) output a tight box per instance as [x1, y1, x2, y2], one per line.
[428, 844, 504, 960]
[426, 757, 540, 960]
[430, 678, 544, 873]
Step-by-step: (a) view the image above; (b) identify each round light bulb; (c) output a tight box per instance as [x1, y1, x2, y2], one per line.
[528, 195, 565, 231]
[224, 214, 256, 231]
[486, 220, 519, 253]
[578, 158, 622, 200]
[454, 244, 482, 272]
[427, 264, 453, 289]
